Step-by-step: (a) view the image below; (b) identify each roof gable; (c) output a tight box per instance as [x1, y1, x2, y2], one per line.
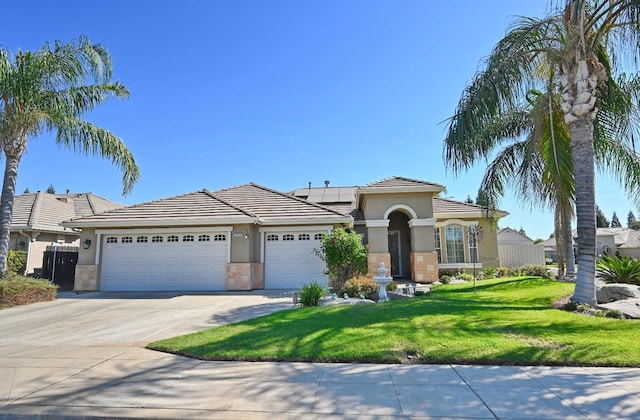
[12, 192, 124, 233]
[359, 176, 445, 192]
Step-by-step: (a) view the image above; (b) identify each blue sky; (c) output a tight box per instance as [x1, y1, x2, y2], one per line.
[3, 0, 636, 240]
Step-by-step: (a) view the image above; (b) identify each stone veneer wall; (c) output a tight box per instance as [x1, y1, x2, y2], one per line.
[74, 265, 98, 291]
[368, 252, 391, 277]
[226, 263, 264, 290]
[410, 252, 438, 283]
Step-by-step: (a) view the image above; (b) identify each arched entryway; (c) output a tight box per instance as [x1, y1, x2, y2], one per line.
[388, 211, 411, 278]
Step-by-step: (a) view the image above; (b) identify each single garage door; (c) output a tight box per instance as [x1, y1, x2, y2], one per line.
[264, 232, 327, 289]
[101, 232, 228, 291]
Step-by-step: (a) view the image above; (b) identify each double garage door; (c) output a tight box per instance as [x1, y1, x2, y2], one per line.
[100, 232, 228, 291]
[99, 229, 328, 291]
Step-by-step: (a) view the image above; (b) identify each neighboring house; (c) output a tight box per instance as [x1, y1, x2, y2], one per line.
[63, 176, 508, 292]
[9, 191, 124, 275]
[542, 227, 640, 261]
[496, 227, 545, 268]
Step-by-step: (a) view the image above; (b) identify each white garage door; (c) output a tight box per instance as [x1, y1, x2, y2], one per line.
[264, 232, 327, 289]
[100, 232, 228, 291]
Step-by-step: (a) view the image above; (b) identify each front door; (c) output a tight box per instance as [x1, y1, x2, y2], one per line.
[388, 230, 401, 277]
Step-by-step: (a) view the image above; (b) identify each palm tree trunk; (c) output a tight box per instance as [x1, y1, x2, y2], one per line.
[569, 117, 597, 304]
[554, 206, 566, 278]
[0, 136, 26, 275]
[564, 205, 576, 276]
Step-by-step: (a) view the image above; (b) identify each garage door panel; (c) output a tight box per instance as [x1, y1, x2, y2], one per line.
[265, 232, 327, 289]
[101, 233, 228, 291]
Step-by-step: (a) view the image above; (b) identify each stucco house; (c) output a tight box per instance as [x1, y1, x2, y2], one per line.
[62, 176, 507, 292]
[9, 191, 124, 275]
[542, 227, 640, 262]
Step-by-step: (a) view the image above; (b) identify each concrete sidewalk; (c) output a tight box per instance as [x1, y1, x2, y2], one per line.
[1, 292, 640, 418]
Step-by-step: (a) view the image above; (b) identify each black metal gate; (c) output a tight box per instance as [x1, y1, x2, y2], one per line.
[42, 245, 78, 291]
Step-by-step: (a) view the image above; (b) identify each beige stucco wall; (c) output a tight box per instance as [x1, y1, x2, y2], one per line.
[477, 219, 500, 268]
[9, 231, 78, 275]
[361, 192, 435, 220]
[230, 224, 252, 263]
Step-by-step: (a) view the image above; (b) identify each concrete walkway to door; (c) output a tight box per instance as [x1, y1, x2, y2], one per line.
[1, 291, 640, 419]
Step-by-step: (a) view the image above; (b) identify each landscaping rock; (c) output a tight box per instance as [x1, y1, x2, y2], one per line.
[319, 298, 375, 306]
[598, 299, 640, 319]
[596, 283, 640, 303]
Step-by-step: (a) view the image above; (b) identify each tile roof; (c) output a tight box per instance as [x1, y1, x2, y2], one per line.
[361, 176, 445, 191]
[11, 192, 124, 233]
[64, 183, 351, 228]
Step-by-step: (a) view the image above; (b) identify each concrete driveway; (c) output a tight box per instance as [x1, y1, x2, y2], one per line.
[2, 291, 640, 419]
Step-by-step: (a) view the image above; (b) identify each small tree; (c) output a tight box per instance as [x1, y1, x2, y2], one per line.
[23, 188, 30, 194]
[314, 227, 368, 291]
[46, 184, 55, 194]
[611, 212, 622, 228]
[628, 211, 637, 228]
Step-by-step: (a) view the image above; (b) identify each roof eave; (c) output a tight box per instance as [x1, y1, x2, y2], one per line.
[62, 217, 257, 229]
[260, 217, 352, 226]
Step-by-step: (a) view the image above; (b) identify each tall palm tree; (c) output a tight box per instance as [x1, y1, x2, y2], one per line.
[443, 1, 640, 304]
[0, 36, 139, 273]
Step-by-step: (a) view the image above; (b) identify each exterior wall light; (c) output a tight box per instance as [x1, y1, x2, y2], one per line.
[82, 238, 92, 249]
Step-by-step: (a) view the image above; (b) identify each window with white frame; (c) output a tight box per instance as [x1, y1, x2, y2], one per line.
[283, 234, 294, 241]
[183, 235, 194, 242]
[167, 235, 179, 242]
[299, 234, 310, 241]
[152, 236, 163, 243]
[266, 234, 278, 241]
[198, 234, 210, 242]
[314, 233, 324, 240]
[445, 224, 465, 263]
[214, 234, 226, 241]
[122, 236, 132, 243]
[106, 237, 117, 244]
[434, 228, 442, 263]
[136, 236, 148, 243]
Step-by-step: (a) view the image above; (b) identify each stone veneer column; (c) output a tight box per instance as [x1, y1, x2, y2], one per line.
[74, 265, 98, 291]
[226, 263, 264, 290]
[410, 252, 438, 283]
[367, 253, 391, 276]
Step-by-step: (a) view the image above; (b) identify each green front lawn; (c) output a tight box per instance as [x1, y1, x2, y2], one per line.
[148, 277, 640, 366]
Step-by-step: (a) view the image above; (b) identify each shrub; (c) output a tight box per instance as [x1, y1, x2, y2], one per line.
[299, 281, 327, 307]
[483, 266, 496, 279]
[456, 273, 474, 282]
[495, 267, 510, 277]
[414, 290, 427, 297]
[518, 265, 550, 278]
[342, 276, 379, 299]
[440, 275, 452, 284]
[562, 300, 578, 312]
[386, 280, 397, 292]
[605, 309, 625, 319]
[7, 250, 27, 274]
[0, 273, 58, 307]
[596, 255, 640, 285]
[313, 228, 369, 291]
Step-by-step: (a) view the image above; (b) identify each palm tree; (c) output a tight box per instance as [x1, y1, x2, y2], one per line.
[443, 1, 640, 304]
[0, 36, 139, 273]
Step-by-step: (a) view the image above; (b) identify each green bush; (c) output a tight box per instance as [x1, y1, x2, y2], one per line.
[386, 280, 397, 292]
[0, 273, 58, 308]
[342, 276, 379, 299]
[7, 250, 27, 274]
[596, 255, 640, 285]
[562, 300, 578, 312]
[456, 273, 474, 282]
[439, 275, 452, 284]
[517, 265, 550, 278]
[313, 228, 369, 291]
[483, 266, 496, 279]
[414, 290, 427, 297]
[605, 309, 625, 319]
[299, 281, 328, 307]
